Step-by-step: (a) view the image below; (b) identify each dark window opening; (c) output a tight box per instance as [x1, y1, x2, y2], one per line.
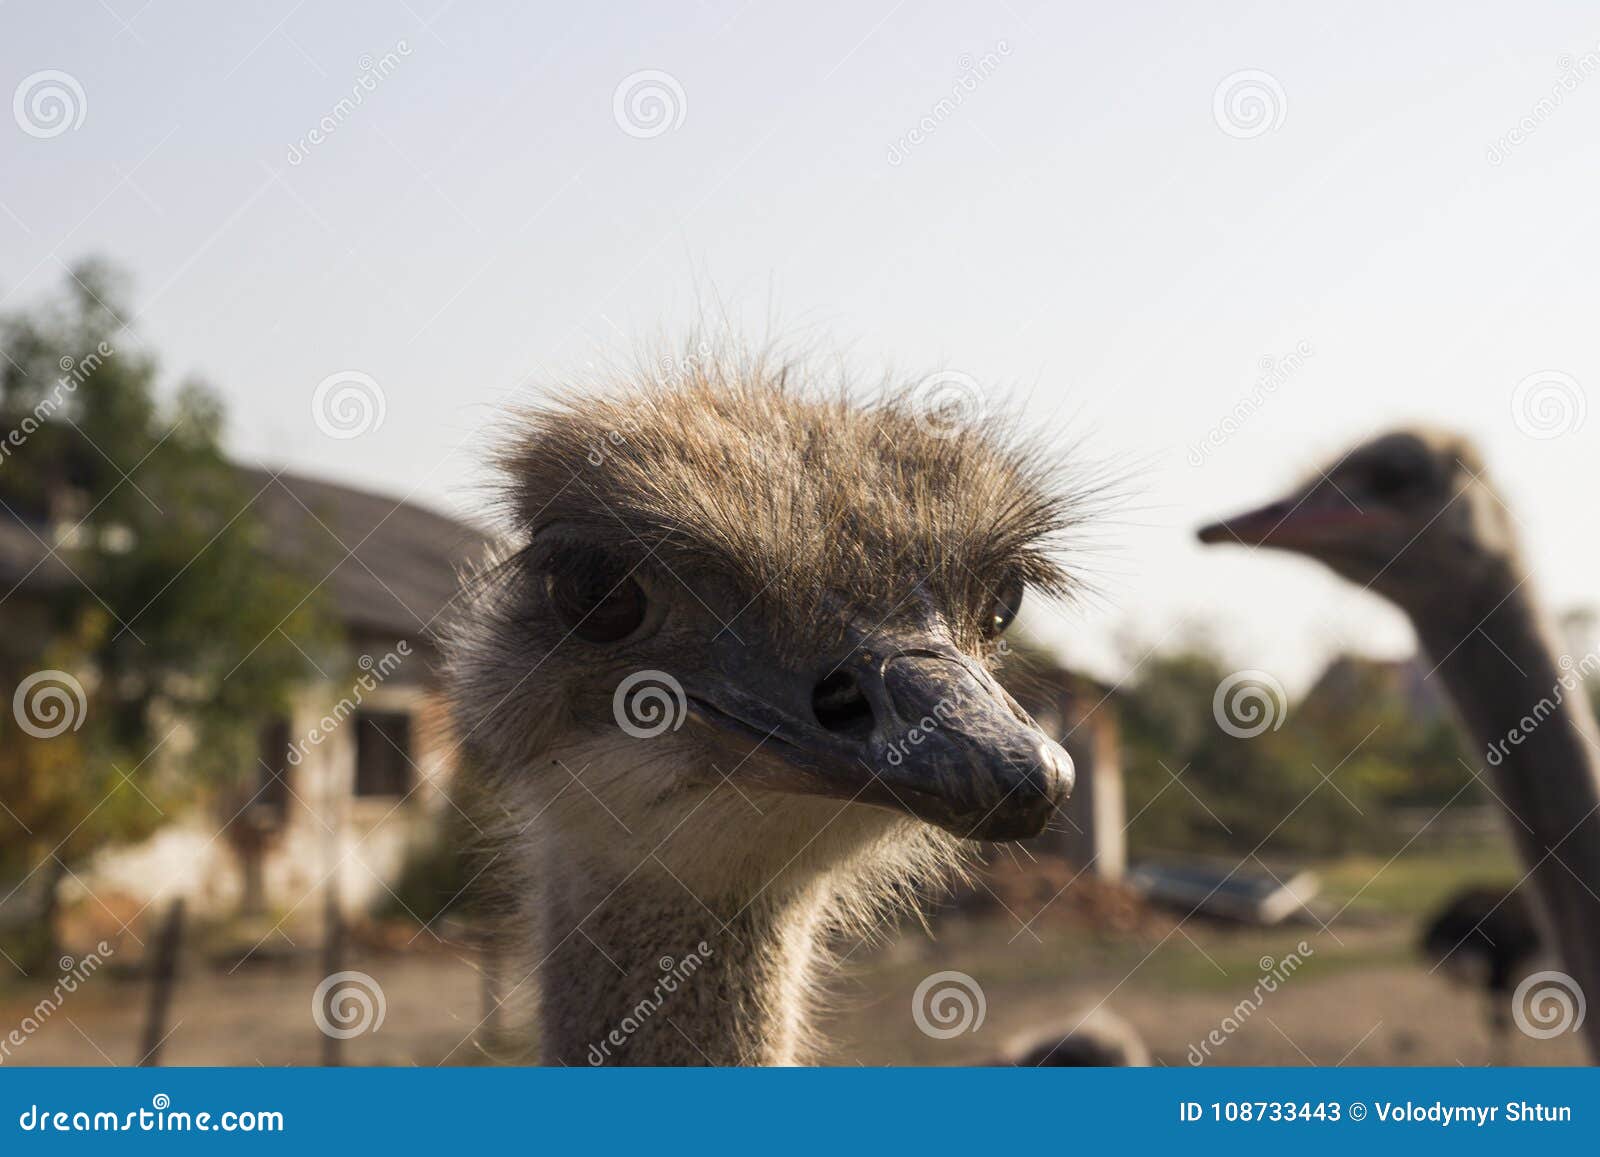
[255, 717, 292, 825]
[355, 711, 413, 797]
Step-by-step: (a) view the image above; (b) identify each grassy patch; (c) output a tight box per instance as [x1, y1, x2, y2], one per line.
[1317, 841, 1518, 917]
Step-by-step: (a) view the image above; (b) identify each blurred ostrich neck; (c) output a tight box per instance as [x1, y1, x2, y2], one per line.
[536, 860, 824, 1066]
[1407, 561, 1600, 1058]
[1410, 565, 1591, 751]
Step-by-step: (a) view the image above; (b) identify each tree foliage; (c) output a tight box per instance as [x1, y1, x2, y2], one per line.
[0, 262, 335, 965]
[1116, 634, 1476, 859]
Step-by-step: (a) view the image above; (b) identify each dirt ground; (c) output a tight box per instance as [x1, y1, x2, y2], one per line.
[2, 900, 1585, 1067]
[820, 918, 1585, 1067]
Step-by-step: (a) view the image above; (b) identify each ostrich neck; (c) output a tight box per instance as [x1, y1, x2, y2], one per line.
[1409, 566, 1600, 1057]
[534, 860, 824, 1066]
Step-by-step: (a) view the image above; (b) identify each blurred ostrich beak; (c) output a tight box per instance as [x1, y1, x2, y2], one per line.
[1197, 497, 1298, 547]
[1197, 486, 1380, 550]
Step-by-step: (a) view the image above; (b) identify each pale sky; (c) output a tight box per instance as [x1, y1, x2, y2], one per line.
[4, 1, 1597, 690]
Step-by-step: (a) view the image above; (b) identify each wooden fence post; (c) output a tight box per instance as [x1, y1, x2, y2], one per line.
[137, 897, 185, 1066]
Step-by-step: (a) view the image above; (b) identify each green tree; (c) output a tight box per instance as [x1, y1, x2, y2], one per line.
[0, 261, 335, 971]
[1116, 635, 1473, 860]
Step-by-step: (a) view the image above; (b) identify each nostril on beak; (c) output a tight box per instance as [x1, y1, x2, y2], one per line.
[812, 671, 875, 738]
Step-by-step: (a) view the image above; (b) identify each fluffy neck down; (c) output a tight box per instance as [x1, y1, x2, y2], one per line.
[535, 855, 827, 1066]
[506, 756, 960, 1066]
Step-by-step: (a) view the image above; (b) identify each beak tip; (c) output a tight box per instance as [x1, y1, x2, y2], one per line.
[1196, 521, 1228, 545]
[1042, 739, 1075, 800]
[969, 740, 1074, 842]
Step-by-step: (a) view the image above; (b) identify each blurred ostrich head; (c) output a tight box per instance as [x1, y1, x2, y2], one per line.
[1198, 427, 1517, 606]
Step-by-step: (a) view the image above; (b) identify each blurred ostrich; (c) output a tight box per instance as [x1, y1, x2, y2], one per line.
[1001, 1009, 1151, 1066]
[1421, 884, 1543, 1062]
[446, 357, 1082, 1065]
[1199, 428, 1600, 1061]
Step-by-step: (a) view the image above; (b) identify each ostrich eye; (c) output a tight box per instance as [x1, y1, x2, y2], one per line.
[982, 577, 1024, 640]
[544, 549, 650, 643]
[1367, 458, 1425, 502]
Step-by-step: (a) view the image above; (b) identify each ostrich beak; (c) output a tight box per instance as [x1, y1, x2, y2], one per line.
[680, 637, 1074, 842]
[1197, 496, 1299, 547]
[1197, 486, 1381, 550]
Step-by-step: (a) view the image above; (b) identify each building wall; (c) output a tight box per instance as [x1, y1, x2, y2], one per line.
[1019, 672, 1127, 882]
[65, 654, 455, 935]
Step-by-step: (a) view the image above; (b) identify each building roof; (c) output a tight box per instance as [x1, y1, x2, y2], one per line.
[1306, 653, 1450, 724]
[240, 467, 490, 642]
[0, 463, 490, 642]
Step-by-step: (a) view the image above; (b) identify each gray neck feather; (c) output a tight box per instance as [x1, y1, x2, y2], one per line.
[534, 858, 824, 1066]
[1411, 565, 1600, 1058]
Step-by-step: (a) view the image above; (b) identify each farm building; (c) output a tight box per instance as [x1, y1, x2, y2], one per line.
[0, 463, 486, 931]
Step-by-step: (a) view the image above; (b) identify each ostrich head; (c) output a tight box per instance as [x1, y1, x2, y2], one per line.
[1196, 428, 1517, 606]
[448, 356, 1080, 905]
